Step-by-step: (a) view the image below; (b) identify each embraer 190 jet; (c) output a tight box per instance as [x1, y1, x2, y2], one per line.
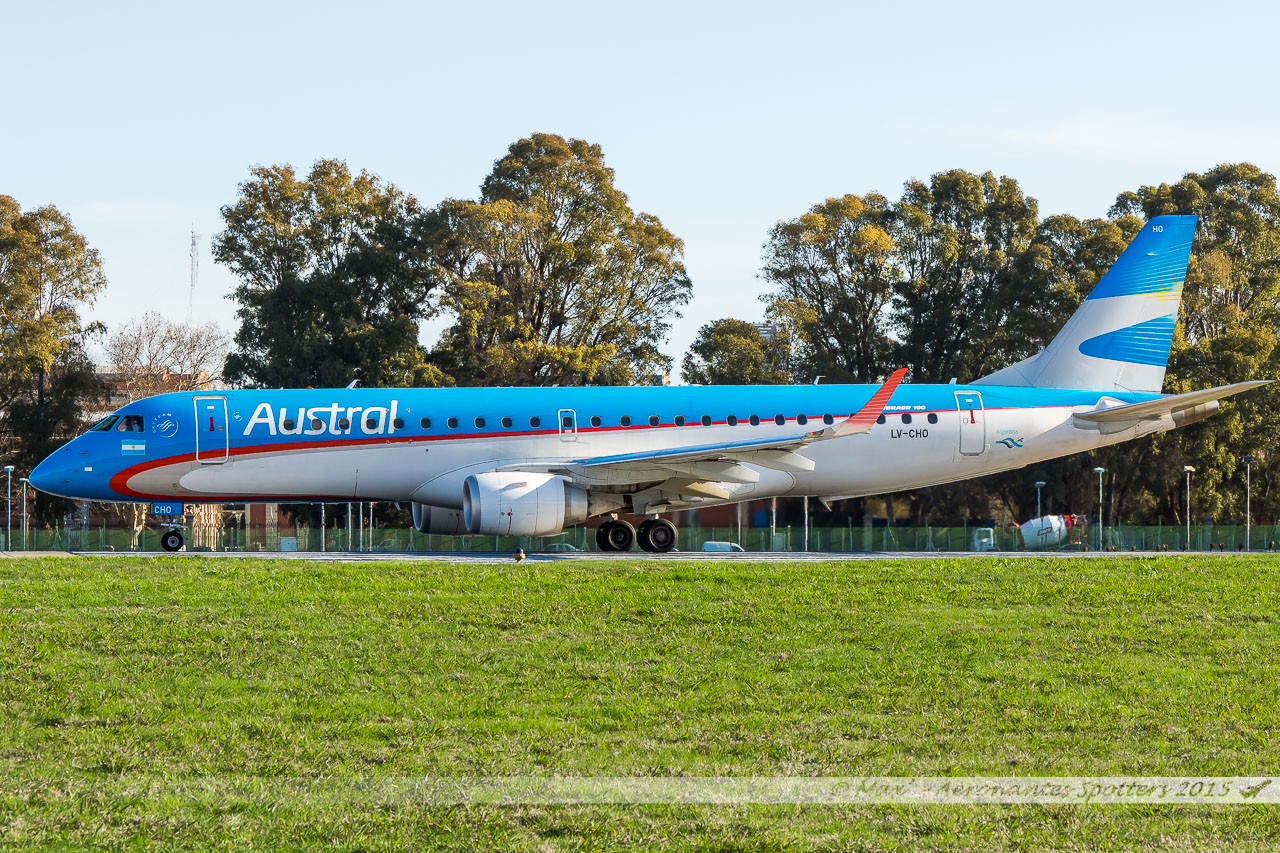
[30, 215, 1266, 552]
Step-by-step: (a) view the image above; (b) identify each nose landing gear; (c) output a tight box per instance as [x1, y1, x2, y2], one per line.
[160, 529, 184, 552]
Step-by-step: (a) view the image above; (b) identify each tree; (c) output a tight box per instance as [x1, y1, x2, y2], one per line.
[891, 170, 1042, 382]
[759, 193, 899, 383]
[213, 159, 443, 389]
[681, 319, 791, 385]
[1105, 164, 1280, 526]
[104, 311, 229, 399]
[0, 196, 108, 522]
[427, 133, 693, 386]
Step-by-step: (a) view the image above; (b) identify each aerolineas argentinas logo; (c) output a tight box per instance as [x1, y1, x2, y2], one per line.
[243, 401, 403, 437]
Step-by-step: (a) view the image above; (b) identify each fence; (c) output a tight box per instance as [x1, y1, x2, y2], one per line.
[5, 521, 1279, 554]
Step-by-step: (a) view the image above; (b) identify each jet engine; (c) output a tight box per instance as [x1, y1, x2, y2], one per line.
[463, 472, 588, 536]
[411, 503, 468, 535]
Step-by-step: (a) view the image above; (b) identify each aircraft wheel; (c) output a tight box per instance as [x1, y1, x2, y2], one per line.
[638, 518, 678, 553]
[161, 530, 184, 552]
[596, 519, 636, 551]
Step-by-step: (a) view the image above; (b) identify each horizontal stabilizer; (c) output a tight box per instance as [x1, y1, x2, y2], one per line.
[1074, 380, 1270, 423]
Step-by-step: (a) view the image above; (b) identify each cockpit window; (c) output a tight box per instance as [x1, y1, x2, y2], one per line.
[90, 415, 120, 432]
[116, 415, 145, 433]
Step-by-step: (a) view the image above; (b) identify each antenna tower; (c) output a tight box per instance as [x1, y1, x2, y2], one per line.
[188, 229, 199, 325]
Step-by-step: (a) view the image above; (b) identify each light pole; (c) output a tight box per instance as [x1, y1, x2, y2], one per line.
[19, 478, 28, 551]
[1184, 465, 1196, 550]
[3, 465, 12, 552]
[1034, 480, 1047, 520]
[1092, 467, 1105, 549]
[1244, 455, 1254, 552]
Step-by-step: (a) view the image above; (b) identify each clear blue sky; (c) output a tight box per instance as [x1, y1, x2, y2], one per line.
[3, 0, 1277, 375]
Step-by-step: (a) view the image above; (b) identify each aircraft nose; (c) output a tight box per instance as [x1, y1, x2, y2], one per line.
[29, 446, 72, 495]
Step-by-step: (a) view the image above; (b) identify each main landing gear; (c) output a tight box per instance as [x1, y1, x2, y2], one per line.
[596, 517, 678, 553]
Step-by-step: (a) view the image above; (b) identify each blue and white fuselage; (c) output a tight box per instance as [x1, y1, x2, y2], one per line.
[27, 215, 1268, 550]
[30, 382, 1165, 504]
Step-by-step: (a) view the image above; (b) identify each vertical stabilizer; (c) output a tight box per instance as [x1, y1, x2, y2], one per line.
[976, 214, 1197, 392]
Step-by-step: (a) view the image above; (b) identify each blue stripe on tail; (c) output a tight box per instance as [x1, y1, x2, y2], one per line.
[1085, 215, 1196, 300]
[1077, 314, 1177, 366]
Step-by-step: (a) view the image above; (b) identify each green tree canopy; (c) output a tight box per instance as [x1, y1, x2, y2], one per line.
[759, 193, 898, 382]
[680, 318, 791, 385]
[214, 159, 443, 389]
[891, 169, 1042, 382]
[426, 133, 692, 386]
[0, 196, 108, 521]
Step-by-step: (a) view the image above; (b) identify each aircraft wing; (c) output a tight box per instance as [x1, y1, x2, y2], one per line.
[500, 368, 908, 490]
[1074, 380, 1270, 423]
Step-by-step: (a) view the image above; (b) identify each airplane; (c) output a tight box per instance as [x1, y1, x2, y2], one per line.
[29, 214, 1268, 552]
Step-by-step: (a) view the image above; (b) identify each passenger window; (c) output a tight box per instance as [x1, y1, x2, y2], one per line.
[621, 415, 632, 427]
[338, 418, 351, 429]
[562, 415, 573, 428]
[393, 418, 404, 429]
[674, 415, 686, 426]
[311, 418, 324, 430]
[902, 413, 912, 424]
[365, 418, 378, 429]
[116, 415, 145, 433]
[649, 415, 659, 426]
[590, 416, 602, 427]
[927, 413, 938, 424]
[91, 415, 120, 431]
[774, 414, 785, 425]
[282, 419, 296, 431]
[502, 417, 513, 428]
[727, 415, 738, 426]
[823, 414, 833, 425]
[475, 417, 486, 428]
[448, 417, 459, 429]
[797, 414, 808, 425]
[749, 415, 760, 426]
[701, 415, 711, 426]
[876, 415, 885, 425]
[420, 417, 431, 428]
[530, 416, 541, 428]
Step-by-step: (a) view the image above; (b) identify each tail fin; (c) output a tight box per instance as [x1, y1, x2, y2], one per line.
[976, 214, 1197, 392]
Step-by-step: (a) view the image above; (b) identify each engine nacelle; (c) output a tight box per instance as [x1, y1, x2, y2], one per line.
[463, 472, 588, 536]
[411, 502, 468, 535]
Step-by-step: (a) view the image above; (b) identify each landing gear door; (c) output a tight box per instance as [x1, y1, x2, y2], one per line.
[194, 396, 229, 464]
[955, 391, 986, 456]
[557, 408, 578, 442]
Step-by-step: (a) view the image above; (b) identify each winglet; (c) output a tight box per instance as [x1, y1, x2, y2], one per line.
[822, 367, 908, 438]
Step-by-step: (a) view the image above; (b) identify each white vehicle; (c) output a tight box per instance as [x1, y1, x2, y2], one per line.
[701, 541, 745, 552]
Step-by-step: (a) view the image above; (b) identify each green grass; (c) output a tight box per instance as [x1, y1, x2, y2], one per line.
[1, 555, 1279, 850]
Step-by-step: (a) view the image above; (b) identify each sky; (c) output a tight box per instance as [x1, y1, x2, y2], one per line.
[3, 0, 1278, 376]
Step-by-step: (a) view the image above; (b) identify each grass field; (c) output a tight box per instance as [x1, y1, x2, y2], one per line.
[1, 555, 1278, 850]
